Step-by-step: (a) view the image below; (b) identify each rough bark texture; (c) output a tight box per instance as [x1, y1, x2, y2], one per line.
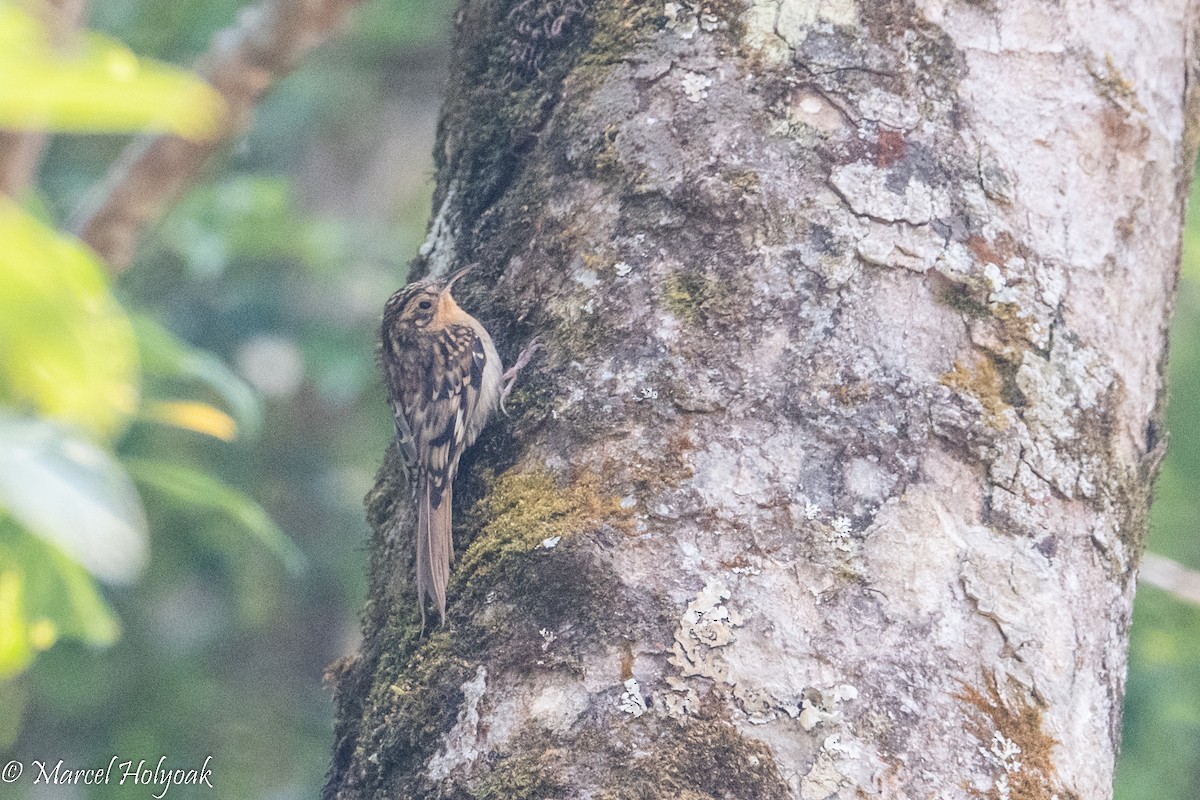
[326, 1, 1200, 798]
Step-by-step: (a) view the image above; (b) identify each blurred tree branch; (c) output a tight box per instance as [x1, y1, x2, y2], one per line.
[1140, 552, 1200, 606]
[0, 0, 88, 197]
[70, 0, 363, 272]
[0, 130, 46, 195]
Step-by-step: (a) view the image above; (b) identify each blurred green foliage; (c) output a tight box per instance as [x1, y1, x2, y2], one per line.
[1115, 184, 1200, 799]
[0, 2, 221, 135]
[0, 201, 139, 439]
[2, 0, 451, 796]
[0, 0, 238, 707]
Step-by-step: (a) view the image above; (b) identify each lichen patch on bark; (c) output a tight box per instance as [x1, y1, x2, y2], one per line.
[960, 674, 1080, 800]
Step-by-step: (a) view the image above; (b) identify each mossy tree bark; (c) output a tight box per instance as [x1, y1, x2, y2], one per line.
[325, 1, 1200, 798]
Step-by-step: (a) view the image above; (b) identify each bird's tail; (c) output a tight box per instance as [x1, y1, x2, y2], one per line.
[416, 474, 453, 630]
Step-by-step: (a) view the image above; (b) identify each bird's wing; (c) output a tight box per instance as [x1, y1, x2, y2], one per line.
[390, 404, 419, 481]
[383, 348, 420, 483]
[413, 325, 487, 503]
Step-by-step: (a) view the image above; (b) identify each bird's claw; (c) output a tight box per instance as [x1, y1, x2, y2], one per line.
[500, 338, 543, 416]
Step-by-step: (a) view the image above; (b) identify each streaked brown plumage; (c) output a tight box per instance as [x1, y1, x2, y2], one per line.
[381, 267, 531, 628]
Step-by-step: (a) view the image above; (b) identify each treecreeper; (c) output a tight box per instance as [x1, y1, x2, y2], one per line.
[380, 266, 536, 629]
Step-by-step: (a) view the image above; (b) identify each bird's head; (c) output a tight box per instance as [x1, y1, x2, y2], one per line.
[382, 265, 474, 334]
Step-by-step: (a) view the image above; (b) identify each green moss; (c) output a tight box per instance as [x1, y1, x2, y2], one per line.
[992, 355, 1027, 408]
[474, 749, 563, 800]
[472, 719, 783, 800]
[450, 465, 657, 670]
[581, 0, 665, 69]
[933, 277, 1040, 363]
[351, 628, 472, 794]
[589, 124, 625, 181]
[425, 0, 674, 232]
[457, 468, 625, 589]
[1114, 470, 1150, 570]
[942, 358, 1012, 430]
[598, 716, 790, 799]
[365, 443, 409, 530]
[1088, 53, 1145, 112]
[1104, 394, 1155, 567]
[723, 167, 761, 194]
[937, 278, 992, 319]
[342, 462, 637, 793]
[960, 674, 1082, 800]
[664, 271, 728, 326]
[990, 302, 1040, 352]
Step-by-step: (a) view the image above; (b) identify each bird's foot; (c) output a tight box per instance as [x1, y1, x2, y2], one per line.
[500, 338, 542, 415]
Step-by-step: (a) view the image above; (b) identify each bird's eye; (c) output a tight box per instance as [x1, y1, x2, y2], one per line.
[418, 300, 433, 310]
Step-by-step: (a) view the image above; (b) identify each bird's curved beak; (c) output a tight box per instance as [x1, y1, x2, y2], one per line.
[443, 264, 476, 294]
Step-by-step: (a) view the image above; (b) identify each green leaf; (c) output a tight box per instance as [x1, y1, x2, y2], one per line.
[1, 519, 121, 645]
[0, 516, 121, 681]
[133, 315, 263, 438]
[0, 2, 222, 136]
[0, 199, 139, 440]
[125, 458, 306, 574]
[0, 417, 148, 584]
[0, 568, 34, 679]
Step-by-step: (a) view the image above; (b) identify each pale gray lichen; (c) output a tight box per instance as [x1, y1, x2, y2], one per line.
[830, 162, 950, 226]
[798, 684, 859, 731]
[825, 515, 855, 554]
[822, 733, 858, 758]
[635, 386, 660, 402]
[799, 751, 851, 800]
[856, 222, 942, 273]
[979, 731, 1024, 800]
[856, 87, 922, 130]
[661, 675, 700, 719]
[416, 182, 458, 277]
[735, 684, 800, 725]
[426, 665, 488, 781]
[619, 677, 648, 717]
[663, 0, 723, 38]
[669, 580, 743, 682]
[981, 730, 1024, 773]
[742, 0, 860, 63]
[681, 71, 713, 103]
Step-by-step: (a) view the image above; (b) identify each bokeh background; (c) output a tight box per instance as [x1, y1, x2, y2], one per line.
[0, 1, 1197, 797]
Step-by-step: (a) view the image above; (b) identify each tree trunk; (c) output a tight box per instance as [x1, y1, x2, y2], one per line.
[325, 1, 1200, 797]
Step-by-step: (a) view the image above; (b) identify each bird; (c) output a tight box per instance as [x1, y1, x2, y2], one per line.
[380, 265, 535, 629]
